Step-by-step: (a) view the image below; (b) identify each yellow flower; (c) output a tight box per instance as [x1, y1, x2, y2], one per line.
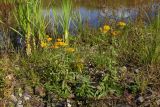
[66, 48, 75, 52]
[111, 31, 120, 36]
[55, 42, 62, 46]
[50, 45, 59, 49]
[62, 43, 68, 46]
[41, 41, 47, 48]
[55, 42, 68, 46]
[47, 37, 52, 42]
[103, 25, 111, 31]
[57, 38, 63, 42]
[100, 25, 111, 33]
[117, 21, 126, 27]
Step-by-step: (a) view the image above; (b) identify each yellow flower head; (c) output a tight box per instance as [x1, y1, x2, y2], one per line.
[66, 48, 75, 53]
[50, 45, 59, 49]
[41, 41, 47, 48]
[47, 37, 52, 42]
[55, 42, 62, 46]
[104, 25, 110, 31]
[100, 25, 111, 33]
[111, 31, 120, 36]
[55, 42, 68, 46]
[117, 21, 126, 27]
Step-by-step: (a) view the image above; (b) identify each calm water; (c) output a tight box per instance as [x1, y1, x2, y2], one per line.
[43, 0, 160, 28]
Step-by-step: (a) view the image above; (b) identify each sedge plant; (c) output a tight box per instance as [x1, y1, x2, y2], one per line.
[60, 0, 72, 44]
[14, 0, 46, 55]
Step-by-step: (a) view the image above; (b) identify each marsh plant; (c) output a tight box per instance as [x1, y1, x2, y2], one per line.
[15, 0, 47, 55]
[61, 0, 72, 44]
[14, 0, 73, 55]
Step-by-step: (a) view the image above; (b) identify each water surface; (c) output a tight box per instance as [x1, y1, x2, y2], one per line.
[43, 0, 160, 28]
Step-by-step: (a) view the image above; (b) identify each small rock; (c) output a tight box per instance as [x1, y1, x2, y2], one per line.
[156, 99, 160, 106]
[67, 99, 72, 107]
[68, 94, 75, 99]
[144, 102, 150, 107]
[146, 88, 153, 96]
[10, 94, 18, 103]
[17, 104, 23, 107]
[136, 96, 144, 105]
[134, 69, 140, 74]
[23, 93, 31, 101]
[56, 101, 65, 107]
[116, 104, 131, 107]
[16, 100, 23, 107]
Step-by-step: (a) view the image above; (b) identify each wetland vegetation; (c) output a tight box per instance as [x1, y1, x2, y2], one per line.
[0, 0, 160, 107]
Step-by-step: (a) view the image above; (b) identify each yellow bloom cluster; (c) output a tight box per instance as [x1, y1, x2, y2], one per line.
[47, 37, 52, 42]
[41, 35, 53, 48]
[117, 21, 126, 27]
[51, 40, 75, 53]
[54, 41, 68, 46]
[111, 30, 121, 36]
[50, 38, 69, 49]
[50, 45, 59, 49]
[41, 41, 47, 48]
[99, 21, 127, 37]
[100, 25, 111, 33]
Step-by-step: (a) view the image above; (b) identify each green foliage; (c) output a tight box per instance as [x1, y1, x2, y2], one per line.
[15, 39, 123, 99]
[14, 0, 48, 55]
[75, 76, 94, 98]
[117, 22, 160, 66]
[61, 0, 72, 43]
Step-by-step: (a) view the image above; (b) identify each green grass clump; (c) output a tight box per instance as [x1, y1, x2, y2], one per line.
[61, 0, 72, 44]
[14, 0, 48, 55]
[15, 41, 121, 99]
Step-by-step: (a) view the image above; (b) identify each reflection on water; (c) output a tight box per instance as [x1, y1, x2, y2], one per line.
[44, 0, 159, 8]
[45, 0, 160, 28]
[0, 0, 160, 29]
[0, 0, 159, 28]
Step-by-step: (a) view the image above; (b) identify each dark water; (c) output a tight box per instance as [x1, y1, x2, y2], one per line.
[45, 0, 160, 28]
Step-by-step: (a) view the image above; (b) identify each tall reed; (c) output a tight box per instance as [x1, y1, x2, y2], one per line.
[61, 0, 72, 44]
[15, 0, 47, 55]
